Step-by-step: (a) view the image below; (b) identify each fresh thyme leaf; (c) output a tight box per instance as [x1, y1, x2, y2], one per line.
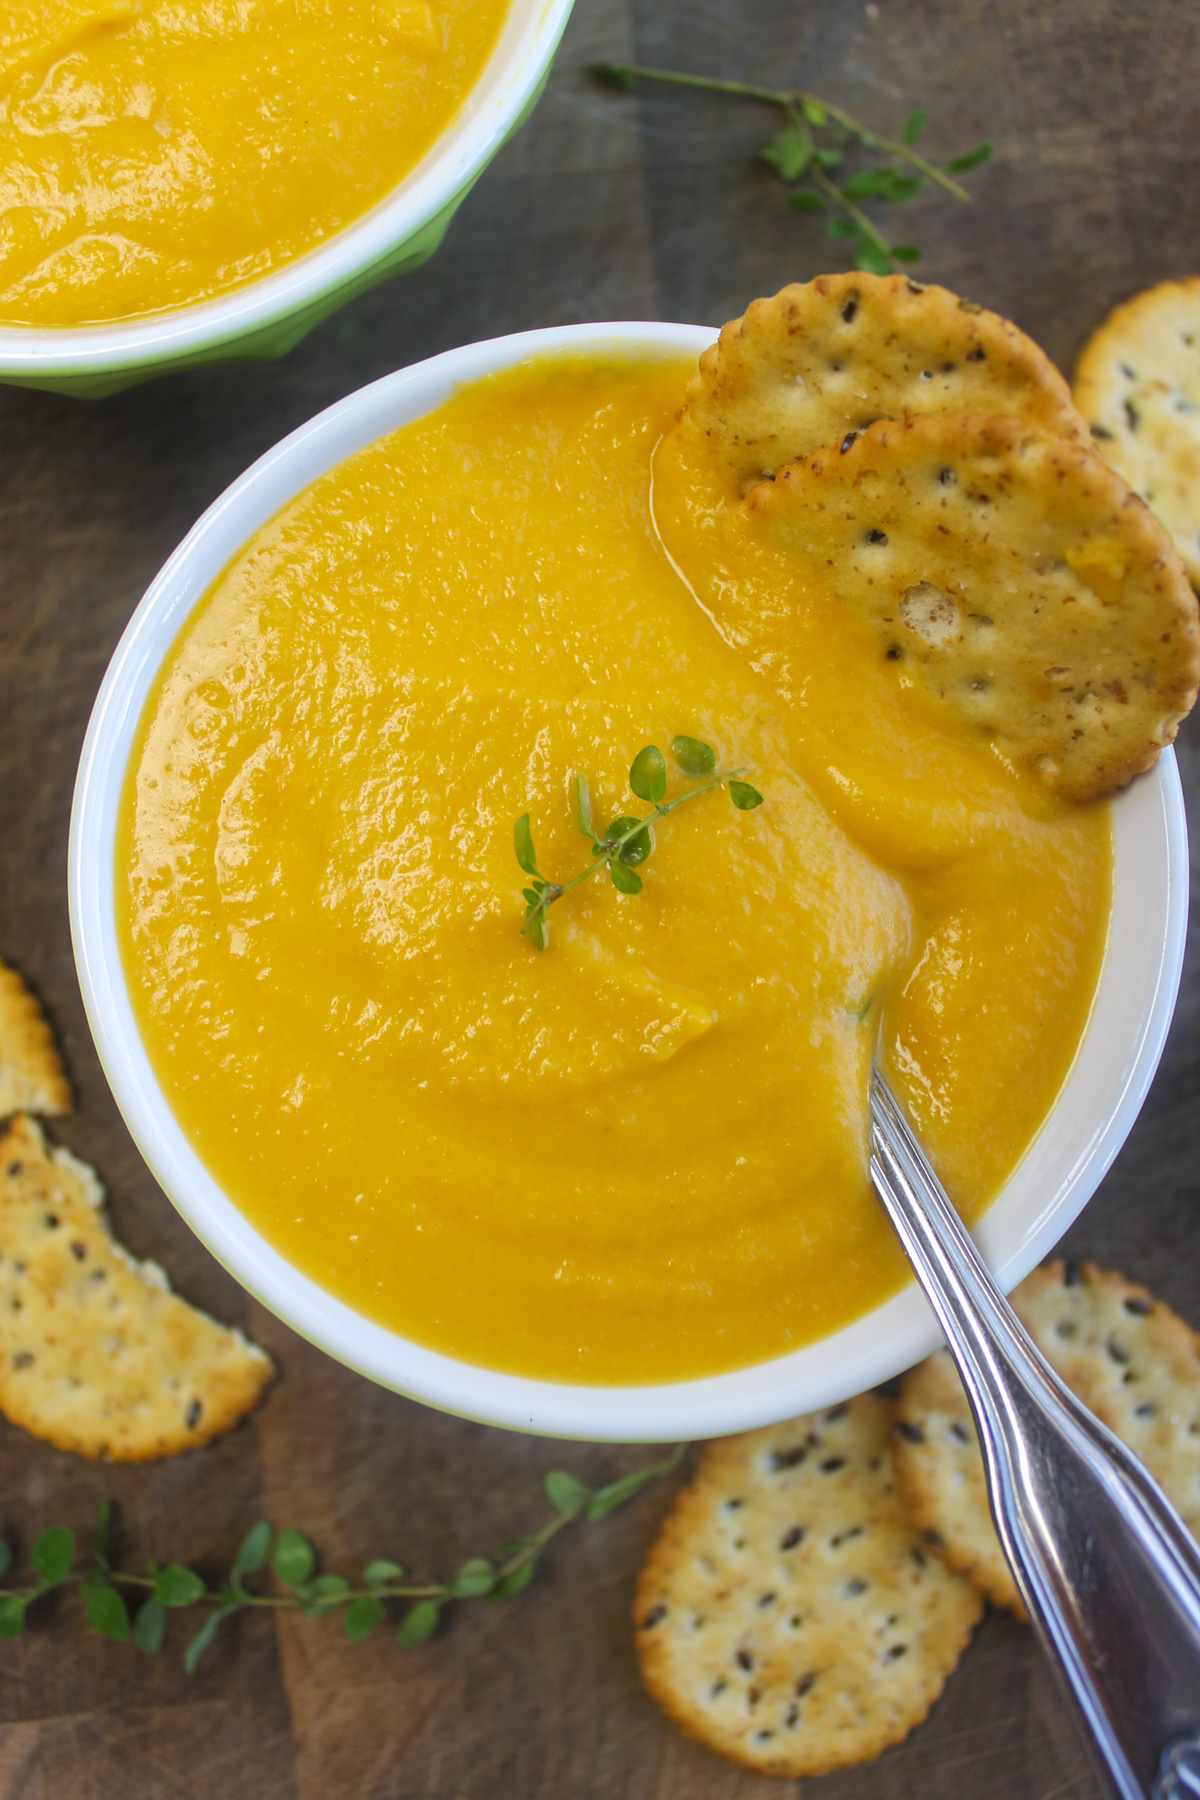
[948, 139, 993, 172]
[0, 1542, 10, 1580]
[670, 734, 717, 776]
[272, 1530, 316, 1588]
[854, 238, 895, 275]
[31, 1526, 73, 1586]
[903, 107, 926, 144]
[813, 146, 843, 170]
[891, 244, 922, 262]
[344, 1596, 385, 1641]
[94, 1498, 112, 1574]
[230, 1520, 272, 1584]
[573, 771, 596, 840]
[545, 1470, 592, 1518]
[306, 1574, 351, 1611]
[629, 744, 667, 805]
[362, 1558, 404, 1588]
[84, 1582, 130, 1642]
[184, 1605, 235, 1673]
[840, 167, 892, 200]
[524, 912, 547, 952]
[827, 216, 858, 239]
[0, 1594, 26, 1638]
[609, 861, 643, 895]
[489, 1557, 536, 1601]
[397, 1599, 441, 1645]
[800, 95, 827, 127]
[605, 815, 654, 866]
[451, 1557, 496, 1599]
[788, 190, 827, 211]
[729, 780, 765, 811]
[134, 1597, 167, 1655]
[760, 123, 810, 182]
[154, 1564, 205, 1608]
[593, 59, 634, 91]
[513, 813, 540, 879]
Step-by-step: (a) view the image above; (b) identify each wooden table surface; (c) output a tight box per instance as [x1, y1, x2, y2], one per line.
[1, 1, 1198, 1794]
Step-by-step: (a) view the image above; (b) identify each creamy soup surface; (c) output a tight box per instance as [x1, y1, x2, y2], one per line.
[117, 355, 1111, 1383]
[0, 0, 509, 326]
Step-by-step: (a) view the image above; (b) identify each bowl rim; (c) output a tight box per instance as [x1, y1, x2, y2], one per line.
[69, 319, 1191, 1442]
[0, 0, 575, 378]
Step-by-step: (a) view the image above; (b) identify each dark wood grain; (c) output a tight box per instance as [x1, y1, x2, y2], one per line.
[0, 0, 1198, 1793]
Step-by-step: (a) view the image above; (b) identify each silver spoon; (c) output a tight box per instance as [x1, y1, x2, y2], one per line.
[869, 1065, 1200, 1800]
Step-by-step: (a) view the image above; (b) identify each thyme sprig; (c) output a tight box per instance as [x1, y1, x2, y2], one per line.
[514, 735, 763, 950]
[0, 1445, 685, 1669]
[594, 62, 992, 275]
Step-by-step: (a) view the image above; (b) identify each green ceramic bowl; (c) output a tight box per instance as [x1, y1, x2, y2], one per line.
[0, 0, 574, 399]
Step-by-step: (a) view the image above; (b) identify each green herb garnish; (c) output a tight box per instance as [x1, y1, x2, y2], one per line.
[514, 735, 763, 950]
[593, 62, 992, 275]
[0, 1445, 685, 1668]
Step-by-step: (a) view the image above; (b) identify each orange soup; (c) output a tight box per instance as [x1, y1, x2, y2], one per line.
[116, 354, 1111, 1383]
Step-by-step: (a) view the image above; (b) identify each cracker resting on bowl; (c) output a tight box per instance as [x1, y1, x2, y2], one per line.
[635, 1396, 982, 1777]
[894, 1261, 1200, 1615]
[747, 412, 1200, 801]
[1074, 278, 1200, 588]
[678, 273, 1084, 494]
[0, 956, 70, 1119]
[0, 1115, 272, 1460]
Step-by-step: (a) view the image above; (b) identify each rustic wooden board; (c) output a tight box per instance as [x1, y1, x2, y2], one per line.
[0, 0, 1198, 1793]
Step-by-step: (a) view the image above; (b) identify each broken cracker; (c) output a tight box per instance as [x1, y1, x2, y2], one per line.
[1074, 278, 1200, 587]
[894, 1261, 1200, 1616]
[746, 411, 1200, 802]
[635, 1395, 982, 1778]
[0, 1114, 272, 1460]
[678, 273, 1083, 495]
[0, 956, 70, 1118]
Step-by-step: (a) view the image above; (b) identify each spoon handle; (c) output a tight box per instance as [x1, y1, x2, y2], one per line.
[869, 1067, 1200, 1800]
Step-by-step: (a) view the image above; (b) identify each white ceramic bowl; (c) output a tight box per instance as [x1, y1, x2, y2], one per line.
[0, 0, 574, 398]
[69, 322, 1190, 1441]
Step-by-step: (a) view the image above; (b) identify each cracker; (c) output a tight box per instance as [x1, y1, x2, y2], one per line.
[0, 957, 70, 1119]
[678, 273, 1083, 495]
[746, 412, 1200, 802]
[894, 1262, 1200, 1615]
[635, 1395, 982, 1777]
[1073, 278, 1200, 587]
[0, 1114, 272, 1460]
[893, 1348, 1024, 1616]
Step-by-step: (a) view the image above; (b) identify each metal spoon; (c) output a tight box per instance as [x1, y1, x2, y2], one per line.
[869, 1065, 1200, 1800]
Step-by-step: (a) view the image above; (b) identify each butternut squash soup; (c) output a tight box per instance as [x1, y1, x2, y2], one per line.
[116, 354, 1111, 1383]
[0, 0, 509, 326]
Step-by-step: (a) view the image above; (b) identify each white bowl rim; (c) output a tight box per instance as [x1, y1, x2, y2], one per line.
[0, 0, 574, 377]
[69, 319, 1190, 1442]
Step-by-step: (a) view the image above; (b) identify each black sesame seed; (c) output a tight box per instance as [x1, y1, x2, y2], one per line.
[885, 645, 903, 660]
[780, 1526, 806, 1550]
[755, 1730, 773, 1742]
[865, 528, 888, 545]
[13, 1351, 34, 1369]
[831, 1525, 864, 1548]
[796, 1671, 817, 1696]
[1107, 1339, 1130, 1365]
[840, 431, 858, 454]
[1120, 362, 1137, 379]
[824, 1403, 849, 1422]
[785, 1705, 799, 1728]
[845, 1578, 867, 1595]
[886, 1644, 909, 1660]
[43, 1214, 59, 1229]
[1124, 1296, 1152, 1316]
[711, 1679, 727, 1697]
[1056, 1319, 1076, 1337]
[6, 1163, 21, 1177]
[772, 1445, 808, 1470]
[922, 1530, 945, 1550]
[1124, 399, 1140, 433]
[941, 361, 955, 373]
[185, 1398, 203, 1429]
[642, 1604, 667, 1629]
[895, 1420, 924, 1443]
[736, 1649, 754, 1671]
[1090, 422, 1115, 439]
[938, 466, 956, 485]
[820, 1457, 846, 1473]
[71, 1241, 87, 1261]
[950, 1421, 971, 1443]
[966, 346, 986, 362]
[842, 298, 859, 323]
[1063, 1262, 1083, 1287]
[757, 1592, 777, 1608]
[726, 1497, 745, 1509]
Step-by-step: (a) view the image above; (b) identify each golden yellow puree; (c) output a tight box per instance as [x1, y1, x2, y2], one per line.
[117, 354, 1112, 1383]
[0, 0, 509, 326]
